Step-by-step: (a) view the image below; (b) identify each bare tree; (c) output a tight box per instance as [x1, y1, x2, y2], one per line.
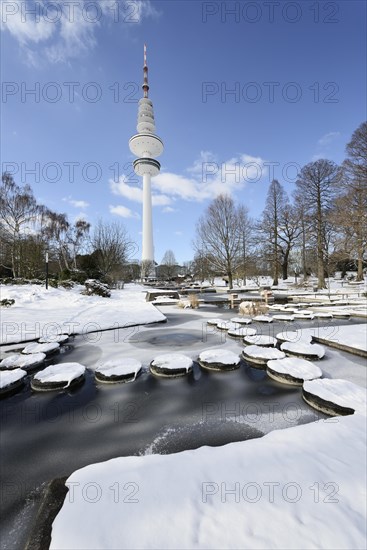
[91, 220, 136, 281]
[260, 180, 289, 285]
[195, 194, 243, 289]
[295, 159, 341, 289]
[159, 249, 177, 280]
[277, 205, 303, 280]
[337, 122, 367, 280]
[0, 173, 43, 277]
[237, 205, 254, 285]
[141, 259, 156, 280]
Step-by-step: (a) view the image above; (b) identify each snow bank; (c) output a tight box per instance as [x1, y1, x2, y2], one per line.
[0, 284, 166, 344]
[51, 413, 367, 550]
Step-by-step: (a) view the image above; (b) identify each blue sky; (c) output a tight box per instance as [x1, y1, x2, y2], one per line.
[1, 0, 366, 264]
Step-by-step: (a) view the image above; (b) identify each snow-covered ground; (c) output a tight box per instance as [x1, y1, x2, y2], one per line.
[51, 412, 366, 550]
[0, 283, 166, 344]
[1, 283, 366, 549]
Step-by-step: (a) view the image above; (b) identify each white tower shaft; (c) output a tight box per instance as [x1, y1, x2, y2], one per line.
[128, 45, 163, 274]
[142, 173, 154, 261]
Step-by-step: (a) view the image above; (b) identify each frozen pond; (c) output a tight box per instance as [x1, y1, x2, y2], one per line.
[0, 308, 366, 549]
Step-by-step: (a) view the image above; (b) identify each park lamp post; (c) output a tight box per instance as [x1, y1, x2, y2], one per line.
[45, 251, 49, 290]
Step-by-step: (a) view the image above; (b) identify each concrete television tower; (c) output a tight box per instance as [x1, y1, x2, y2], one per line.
[129, 45, 163, 278]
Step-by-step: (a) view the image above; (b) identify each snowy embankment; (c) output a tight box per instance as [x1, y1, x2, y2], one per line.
[0, 284, 166, 345]
[51, 411, 366, 550]
[295, 324, 367, 355]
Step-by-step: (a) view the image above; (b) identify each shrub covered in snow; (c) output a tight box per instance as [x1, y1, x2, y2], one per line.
[0, 299, 15, 307]
[83, 279, 111, 298]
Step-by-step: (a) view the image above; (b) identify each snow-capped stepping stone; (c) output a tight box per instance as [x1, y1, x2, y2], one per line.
[332, 312, 351, 319]
[267, 357, 322, 386]
[198, 349, 240, 371]
[276, 331, 312, 345]
[293, 312, 314, 320]
[150, 354, 193, 378]
[95, 359, 142, 384]
[244, 334, 276, 347]
[281, 341, 325, 360]
[31, 363, 86, 392]
[22, 342, 60, 356]
[314, 312, 333, 319]
[216, 321, 240, 331]
[207, 318, 224, 326]
[38, 334, 69, 344]
[272, 314, 294, 321]
[242, 346, 285, 368]
[253, 315, 273, 323]
[230, 317, 252, 325]
[0, 352, 46, 371]
[0, 369, 27, 396]
[303, 379, 367, 416]
[228, 327, 256, 339]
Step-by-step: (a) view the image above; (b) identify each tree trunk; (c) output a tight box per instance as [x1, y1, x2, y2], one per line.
[317, 191, 325, 289]
[282, 251, 289, 280]
[357, 237, 364, 281]
[228, 271, 233, 289]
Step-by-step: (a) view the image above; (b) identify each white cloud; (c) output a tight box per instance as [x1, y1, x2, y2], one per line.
[110, 152, 268, 207]
[162, 206, 176, 213]
[318, 132, 340, 146]
[109, 205, 140, 219]
[1, 0, 160, 66]
[63, 196, 89, 209]
[174, 231, 183, 236]
[110, 177, 172, 206]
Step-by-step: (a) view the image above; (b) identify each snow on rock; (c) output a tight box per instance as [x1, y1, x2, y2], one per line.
[252, 315, 273, 323]
[293, 312, 314, 320]
[32, 363, 86, 390]
[95, 359, 142, 383]
[38, 334, 69, 344]
[0, 368, 27, 389]
[206, 318, 224, 326]
[22, 342, 60, 355]
[216, 321, 240, 331]
[243, 334, 276, 347]
[267, 357, 323, 385]
[230, 317, 252, 324]
[227, 327, 256, 338]
[198, 349, 240, 368]
[272, 314, 294, 321]
[276, 331, 312, 344]
[150, 354, 193, 377]
[0, 352, 46, 370]
[303, 378, 367, 416]
[51, 414, 367, 550]
[281, 341, 325, 360]
[313, 312, 333, 319]
[242, 345, 285, 367]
